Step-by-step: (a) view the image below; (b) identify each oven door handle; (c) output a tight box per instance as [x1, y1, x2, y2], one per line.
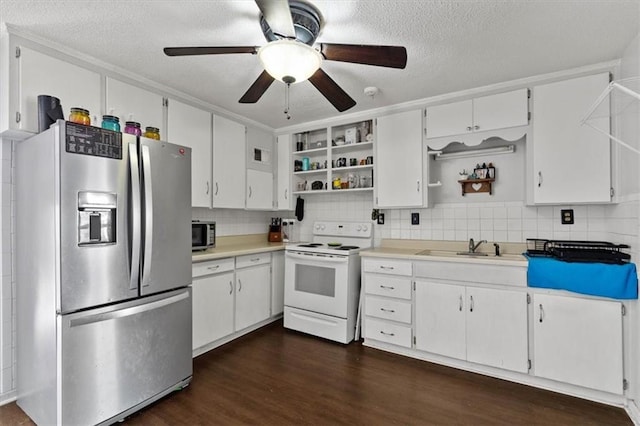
[285, 251, 349, 263]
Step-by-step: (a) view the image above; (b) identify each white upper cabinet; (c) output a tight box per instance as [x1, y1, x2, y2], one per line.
[16, 46, 101, 133]
[531, 73, 611, 204]
[246, 169, 273, 210]
[212, 115, 246, 208]
[276, 134, 292, 210]
[105, 77, 164, 137]
[376, 109, 424, 208]
[426, 89, 528, 139]
[167, 98, 212, 208]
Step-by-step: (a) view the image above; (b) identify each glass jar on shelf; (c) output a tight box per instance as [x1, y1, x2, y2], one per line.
[69, 107, 91, 126]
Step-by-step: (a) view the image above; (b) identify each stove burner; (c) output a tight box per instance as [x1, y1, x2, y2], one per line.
[336, 245, 360, 250]
[298, 243, 323, 247]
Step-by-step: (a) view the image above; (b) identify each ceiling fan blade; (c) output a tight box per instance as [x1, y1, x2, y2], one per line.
[255, 0, 296, 39]
[239, 71, 276, 103]
[164, 46, 258, 56]
[308, 68, 356, 112]
[319, 43, 407, 69]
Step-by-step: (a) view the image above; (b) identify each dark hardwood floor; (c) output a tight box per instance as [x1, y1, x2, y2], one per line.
[1, 320, 633, 425]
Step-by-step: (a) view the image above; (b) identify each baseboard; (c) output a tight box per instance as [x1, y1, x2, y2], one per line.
[0, 390, 16, 407]
[627, 400, 640, 425]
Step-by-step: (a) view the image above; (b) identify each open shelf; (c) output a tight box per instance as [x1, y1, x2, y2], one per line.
[293, 187, 374, 195]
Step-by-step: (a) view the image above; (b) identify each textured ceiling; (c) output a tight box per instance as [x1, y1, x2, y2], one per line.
[1, 0, 639, 129]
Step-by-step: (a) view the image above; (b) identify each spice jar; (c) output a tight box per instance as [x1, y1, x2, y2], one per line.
[69, 108, 91, 126]
[143, 126, 160, 140]
[101, 115, 120, 132]
[124, 121, 142, 136]
[332, 177, 341, 190]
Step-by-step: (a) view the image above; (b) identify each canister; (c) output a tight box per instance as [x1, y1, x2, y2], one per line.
[124, 121, 142, 136]
[302, 157, 310, 171]
[69, 107, 91, 126]
[101, 115, 120, 132]
[143, 126, 160, 140]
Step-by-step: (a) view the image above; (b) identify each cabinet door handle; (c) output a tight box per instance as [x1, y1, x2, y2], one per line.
[474, 125, 480, 130]
[417, 180, 420, 192]
[229, 280, 233, 295]
[207, 265, 220, 271]
[537, 171, 543, 188]
[380, 285, 395, 290]
[539, 304, 544, 323]
[249, 186, 252, 198]
[284, 189, 288, 200]
[250, 257, 260, 262]
[380, 330, 395, 337]
[380, 307, 395, 313]
[469, 295, 474, 313]
[206, 181, 210, 195]
[215, 182, 219, 195]
[459, 295, 463, 311]
[379, 266, 395, 271]
[238, 279, 242, 292]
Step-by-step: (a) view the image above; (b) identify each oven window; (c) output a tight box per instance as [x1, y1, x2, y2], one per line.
[294, 264, 335, 297]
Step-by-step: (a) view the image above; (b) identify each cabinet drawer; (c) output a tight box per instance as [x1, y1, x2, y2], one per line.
[236, 252, 272, 269]
[365, 318, 412, 348]
[365, 296, 412, 324]
[192, 257, 235, 278]
[365, 275, 412, 300]
[364, 259, 412, 276]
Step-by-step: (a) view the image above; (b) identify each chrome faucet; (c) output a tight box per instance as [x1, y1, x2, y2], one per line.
[468, 238, 487, 253]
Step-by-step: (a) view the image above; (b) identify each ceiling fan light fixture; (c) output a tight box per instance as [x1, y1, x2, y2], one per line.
[258, 39, 322, 84]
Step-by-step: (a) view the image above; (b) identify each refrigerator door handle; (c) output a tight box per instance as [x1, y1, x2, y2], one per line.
[68, 291, 189, 327]
[129, 143, 142, 291]
[141, 145, 153, 288]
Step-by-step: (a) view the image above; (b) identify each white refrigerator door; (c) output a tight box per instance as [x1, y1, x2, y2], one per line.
[60, 288, 192, 425]
[138, 137, 192, 295]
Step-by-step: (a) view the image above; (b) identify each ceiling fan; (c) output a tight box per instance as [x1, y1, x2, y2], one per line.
[163, 0, 407, 113]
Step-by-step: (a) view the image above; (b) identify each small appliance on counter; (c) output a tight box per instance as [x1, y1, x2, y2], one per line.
[192, 220, 216, 251]
[269, 217, 282, 242]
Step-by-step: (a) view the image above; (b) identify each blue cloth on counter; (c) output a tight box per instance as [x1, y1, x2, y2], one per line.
[526, 255, 638, 299]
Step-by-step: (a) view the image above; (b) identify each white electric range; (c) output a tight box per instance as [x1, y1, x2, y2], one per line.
[284, 221, 372, 344]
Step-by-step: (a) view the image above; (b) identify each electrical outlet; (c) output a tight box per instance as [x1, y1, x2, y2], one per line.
[411, 212, 420, 225]
[377, 214, 385, 225]
[561, 209, 574, 225]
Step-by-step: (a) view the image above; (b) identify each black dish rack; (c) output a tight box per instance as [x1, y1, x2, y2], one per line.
[526, 239, 631, 264]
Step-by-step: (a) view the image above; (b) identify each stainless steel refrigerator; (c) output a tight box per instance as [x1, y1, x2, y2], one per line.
[16, 120, 193, 425]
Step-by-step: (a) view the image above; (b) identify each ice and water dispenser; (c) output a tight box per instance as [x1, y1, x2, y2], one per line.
[78, 191, 116, 245]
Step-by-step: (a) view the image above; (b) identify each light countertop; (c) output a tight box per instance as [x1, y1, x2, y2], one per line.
[192, 234, 285, 262]
[361, 239, 528, 266]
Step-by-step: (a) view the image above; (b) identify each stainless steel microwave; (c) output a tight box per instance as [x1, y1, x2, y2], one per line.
[192, 221, 216, 251]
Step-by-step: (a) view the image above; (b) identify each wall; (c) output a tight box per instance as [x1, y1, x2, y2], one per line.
[192, 207, 274, 237]
[0, 138, 14, 402]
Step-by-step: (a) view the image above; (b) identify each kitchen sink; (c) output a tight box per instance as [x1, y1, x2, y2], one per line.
[456, 252, 489, 256]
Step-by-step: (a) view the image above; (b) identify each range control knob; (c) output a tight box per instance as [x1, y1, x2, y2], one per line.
[356, 225, 362, 231]
[362, 225, 368, 232]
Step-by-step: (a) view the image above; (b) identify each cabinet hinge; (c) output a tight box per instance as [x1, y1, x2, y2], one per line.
[162, 98, 168, 107]
[610, 187, 615, 198]
[609, 72, 613, 83]
[374, 118, 377, 126]
[413, 281, 416, 291]
[527, 88, 531, 99]
[624, 379, 628, 390]
[15, 46, 21, 58]
[375, 197, 378, 205]
[622, 304, 626, 316]
[528, 359, 532, 370]
[413, 336, 416, 345]
[15, 112, 21, 123]
[527, 294, 531, 304]
[528, 111, 531, 122]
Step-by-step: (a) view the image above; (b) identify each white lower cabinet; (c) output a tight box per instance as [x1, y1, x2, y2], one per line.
[191, 258, 235, 351]
[235, 258, 271, 331]
[192, 251, 282, 354]
[362, 259, 413, 348]
[532, 293, 624, 394]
